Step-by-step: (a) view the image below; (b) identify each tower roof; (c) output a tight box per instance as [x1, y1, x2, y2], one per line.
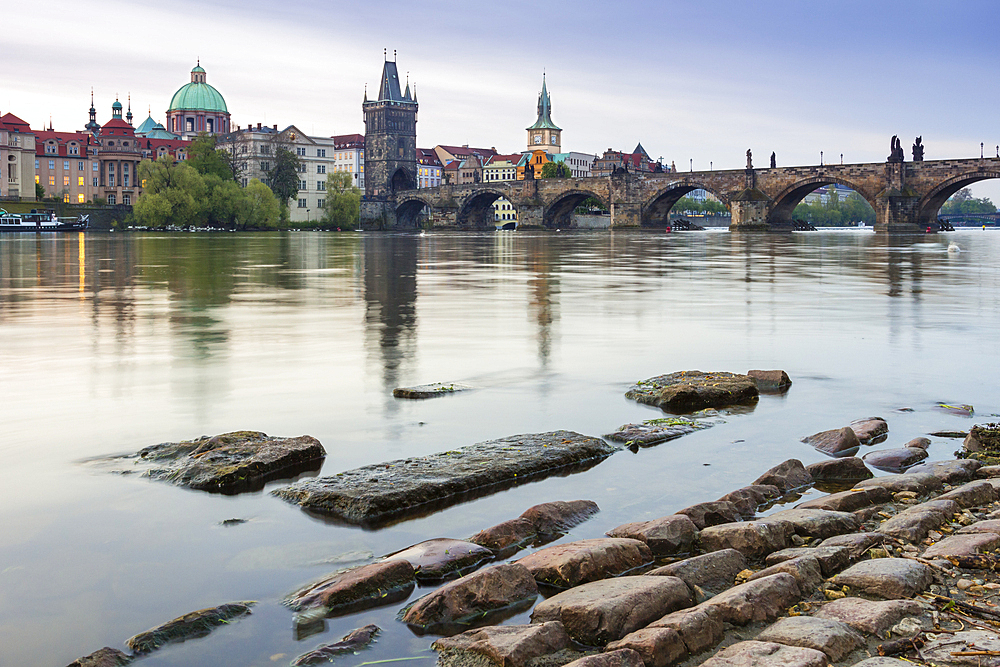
[168, 63, 228, 113]
[375, 59, 413, 103]
[135, 114, 157, 135]
[527, 74, 560, 131]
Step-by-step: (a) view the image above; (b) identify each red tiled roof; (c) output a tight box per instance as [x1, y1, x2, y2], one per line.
[333, 133, 364, 148]
[33, 130, 94, 158]
[0, 112, 30, 132]
[99, 118, 135, 135]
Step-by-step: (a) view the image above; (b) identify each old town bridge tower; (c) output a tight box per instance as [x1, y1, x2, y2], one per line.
[363, 53, 418, 201]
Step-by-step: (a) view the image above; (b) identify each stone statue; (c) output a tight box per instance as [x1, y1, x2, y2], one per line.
[770, 152, 776, 169]
[746, 149, 753, 169]
[888, 135, 905, 163]
[912, 136, 924, 162]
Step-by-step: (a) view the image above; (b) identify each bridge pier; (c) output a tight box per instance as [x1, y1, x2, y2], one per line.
[874, 162, 923, 233]
[730, 188, 771, 231]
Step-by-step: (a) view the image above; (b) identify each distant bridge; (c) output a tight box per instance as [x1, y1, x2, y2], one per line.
[939, 211, 1000, 223]
[364, 157, 1000, 233]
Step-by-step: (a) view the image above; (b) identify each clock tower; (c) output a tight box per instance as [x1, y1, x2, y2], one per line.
[526, 74, 561, 155]
[364, 52, 418, 200]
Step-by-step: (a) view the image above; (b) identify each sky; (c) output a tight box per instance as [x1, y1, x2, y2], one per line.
[5, 0, 1000, 201]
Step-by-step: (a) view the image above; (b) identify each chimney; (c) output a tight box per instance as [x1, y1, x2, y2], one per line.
[273, 124, 277, 130]
[258, 123, 262, 130]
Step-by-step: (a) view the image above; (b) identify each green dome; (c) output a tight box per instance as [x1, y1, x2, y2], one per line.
[168, 82, 228, 113]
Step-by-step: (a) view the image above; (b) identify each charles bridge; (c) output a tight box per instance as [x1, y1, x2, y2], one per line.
[367, 156, 1000, 233]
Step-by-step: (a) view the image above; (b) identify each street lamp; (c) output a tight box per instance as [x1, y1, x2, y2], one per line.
[820, 151, 824, 166]
[307, 209, 310, 222]
[982, 142, 985, 158]
[841, 153, 844, 165]
[690, 158, 693, 172]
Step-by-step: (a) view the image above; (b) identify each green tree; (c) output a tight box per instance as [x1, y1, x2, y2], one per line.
[34, 182, 44, 200]
[134, 157, 207, 227]
[941, 188, 996, 215]
[540, 161, 571, 178]
[323, 171, 361, 229]
[267, 146, 302, 209]
[241, 179, 280, 230]
[187, 133, 235, 181]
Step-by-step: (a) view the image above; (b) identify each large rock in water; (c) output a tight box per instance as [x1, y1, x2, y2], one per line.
[625, 371, 759, 412]
[285, 560, 416, 615]
[66, 648, 131, 667]
[393, 382, 474, 399]
[382, 538, 493, 581]
[273, 432, 615, 527]
[123, 431, 325, 493]
[802, 427, 862, 458]
[517, 538, 652, 588]
[752, 459, 813, 493]
[521, 500, 601, 536]
[862, 446, 928, 473]
[850, 417, 889, 445]
[747, 370, 792, 392]
[432, 622, 572, 667]
[292, 625, 379, 666]
[126, 602, 255, 653]
[805, 458, 873, 483]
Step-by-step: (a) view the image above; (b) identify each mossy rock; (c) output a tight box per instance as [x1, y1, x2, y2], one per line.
[625, 371, 759, 413]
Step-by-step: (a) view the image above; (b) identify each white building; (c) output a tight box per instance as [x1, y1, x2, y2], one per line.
[552, 151, 595, 178]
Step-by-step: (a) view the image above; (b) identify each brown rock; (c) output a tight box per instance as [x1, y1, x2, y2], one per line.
[753, 459, 813, 492]
[805, 458, 873, 483]
[393, 382, 474, 399]
[698, 573, 802, 625]
[876, 499, 960, 542]
[958, 519, 1000, 534]
[469, 519, 537, 554]
[648, 607, 725, 654]
[963, 424, 1000, 453]
[530, 576, 694, 646]
[922, 532, 1000, 558]
[605, 628, 687, 667]
[851, 417, 889, 445]
[922, 630, 1000, 666]
[646, 549, 747, 599]
[830, 559, 933, 599]
[567, 649, 647, 667]
[402, 563, 538, 629]
[748, 555, 823, 593]
[699, 520, 794, 560]
[862, 447, 928, 473]
[126, 601, 255, 654]
[816, 597, 923, 635]
[803, 427, 862, 458]
[604, 422, 701, 447]
[904, 437, 931, 449]
[767, 508, 860, 539]
[286, 560, 416, 614]
[383, 538, 494, 581]
[517, 538, 652, 589]
[818, 532, 885, 559]
[936, 480, 998, 508]
[432, 622, 572, 667]
[625, 371, 759, 413]
[906, 459, 981, 484]
[292, 625, 380, 666]
[718, 485, 782, 518]
[855, 473, 943, 494]
[757, 616, 863, 661]
[675, 501, 742, 530]
[976, 465, 1000, 478]
[748, 370, 792, 392]
[699, 641, 828, 667]
[67, 648, 131, 667]
[765, 546, 851, 577]
[520, 500, 601, 536]
[606, 515, 698, 556]
[795, 486, 891, 512]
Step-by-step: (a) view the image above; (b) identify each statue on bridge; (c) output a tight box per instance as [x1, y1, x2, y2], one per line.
[746, 149, 753, 170]
[887, 135, 905, 163]
[912, 136, 924, 162]
[770, 152, 776, 168]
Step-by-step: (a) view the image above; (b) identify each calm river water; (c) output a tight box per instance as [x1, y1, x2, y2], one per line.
[2, 229, 998, 665]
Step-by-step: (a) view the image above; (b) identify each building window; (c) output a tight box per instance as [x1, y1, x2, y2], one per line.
[63, 193, 70, 202]
[317, 198, 325, 208]
[46, 143, 57, 154]
[297, 199, 307, 208]
[123, 175, 129, 187]
[48, 175, 55, 186]
[123, 194, 131, 205]
[297, 164, 305, 173]
[242, 178, 247, 187]
[296, 147, 306, 156]
[108, 194, 116, 205]
[48, 160, 55, 169]
[93, 178, 98, 187]
[186, 118, 194, 133]
[78, 194, 85, 203]
[63, 160, 69, 170]
[92, 162, 98, 171]
[78, 176, 84, 186]
[317, 165, 326, 174]
[78, 161, 84, 170]
[69, 144, 79, 155]
[299, 179, 307, 189]
[35, 159, 39, 169]
[206, 119, 214, 133]
[109, 175, 115, 187]
[35, 175, 39, 184]
[317, 181, 325, 190]
[261, 161, 270, 171]
[317, 149, 326, 157]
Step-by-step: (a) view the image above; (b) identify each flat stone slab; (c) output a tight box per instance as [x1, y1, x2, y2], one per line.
[921, 532, 1000, 558]
[936, 479, 998, 508]
[959, 519, 1000, 534]
[753, 459, 813, 492]
[108, 431, 326, 493]
[402, 563, 538, 630]
[647, 548, 747, 599]
[818, 532, 885, 559]
[757, 616, 863, 661]
[718, 485, 781, 518]
[603, 417, 715, 447]
[855, 472, 943, 494]
[273, 431, 616, 527]
[432, 622, 572, 667]
[906, 459, 981, 484]
[830, 558, 933, 599]
[748, 555, 823, 593]
[676, 501, 741, 530]
[67, 648, 131, 667]
[531, 576, 693, 646]
[625, 371, 758, 413]
[767, 508, 860, 539]
[517, 538, 652, 589]
[565, 649, 645, 667]
[382, 538, 493, 581]
[699, 641, 827, 667]
[393, 382, 474, 398]
[877, 499, 960, 542]
[805, 458, 873, 483]
[765, 546, 850, 577]
[815, 597, 924, 635]
[699, 519, 795, 560]
[291, 624, 379, 666]
[699, 573, 802, 625]
[803, 427, 862, 458]
[796, 486, 891, 512]
[285, 560, 416, 616]
[605, 628, 686, 667]
[126, 601, 255, 654]
[606, 515, 697, 556]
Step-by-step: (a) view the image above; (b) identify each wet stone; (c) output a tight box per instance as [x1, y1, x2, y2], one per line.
[862, 447, 928, 473]
[67, 648, 132, 667]
[748, 369, 792, 392]
[393, 382, 474, 398]
[803, 427, 862, 458]
[699, 520, 795, 560]
[521, 500, 601, 536]
[402, 563, 538, 631]
[851, 417, 889, 445]
[796, 486, 891, 513]
[767, 508, 860, 539]
[675, 501, 742, 530]
[855, 472, 943, 495]
[698, 573, 802, 625]
[274, 432, 615, 527]
[805, 458, 873, 483]
[753, 459, 813, 493]
[830, 559, 933, 599]
[906, 459, 981, 484]
[285, 560, 416, 615]
[765, 546, 851, 577]
[603, 421, 700, 447]
[382, 538, 493, 581]
[606, 515, 698, 556]
[921, 532, 1000, 558]
[517, 538, 652, 589]
[432, 622, 572, 667]
[625, 371, 759, 413]
[748, 555, 823, 593]
[815, 597, 923, 635]
[646, 548, 747, 600]
[530, 576, 694, 647]
[121, 431, 326, 493]
[469, 518, 538, 554]
[699, 641, 827, 667]
[291, 624, 379, 666]
[757, 616, 863, 661]
[565, 649, 646, 667]
[718, 484, 782, 518]
[126, 601, 255, 654]
[818, 532, 885, 559]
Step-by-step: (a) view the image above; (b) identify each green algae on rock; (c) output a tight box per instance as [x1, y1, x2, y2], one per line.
[126, 601, 255, 654]
[393, 382, 474, 398]
[625, 371, 758, 413]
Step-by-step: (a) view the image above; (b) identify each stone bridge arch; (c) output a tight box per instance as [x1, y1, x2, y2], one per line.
[395, 195, 433, 228]
[542, 189, 608, 228]
[917, 169, 1000, 227]
[642, 181, 731, 227]
[768, 176, 876, 225]
[456, 188, 514, 228]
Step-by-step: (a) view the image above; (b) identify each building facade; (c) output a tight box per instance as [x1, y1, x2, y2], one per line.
[416, 148, 442, 188]
[552, 151, 595, 178]
[1, 113, 37, 200]
[166, 62, 231, 139]
[333, 133, 365, 190]
[363, 57, 418, 199]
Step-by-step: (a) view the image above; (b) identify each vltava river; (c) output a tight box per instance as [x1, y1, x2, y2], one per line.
[1, 229, 997, 665]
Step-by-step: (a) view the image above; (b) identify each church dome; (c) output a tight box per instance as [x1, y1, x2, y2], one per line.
[167, 63, 228, 113]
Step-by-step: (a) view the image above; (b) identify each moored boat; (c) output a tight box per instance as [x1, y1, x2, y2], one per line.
[0, 209, 89, 232]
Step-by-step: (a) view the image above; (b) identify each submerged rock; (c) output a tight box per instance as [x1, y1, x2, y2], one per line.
[752, 459, 813, 493]
[521, 500, 601, 536]
[126, 601, 255, 654]
[862, 446, 928, 473]
[382, 538, 493, 581]
[747, 369, 792, 393]
[805, 457, 873, 483]
[393, 382, 474, 399]
[67, 648, 131, 667]
[291, 625, 379, 666]
[401, 563, 538, 630]
[285, 560, 415, 615]
[119, 431, 325, 493]
[802, 427, 862, 458]
[432, 622, 572, 667]
[625, 371, 758, 413]
[274, 432, 615, 527]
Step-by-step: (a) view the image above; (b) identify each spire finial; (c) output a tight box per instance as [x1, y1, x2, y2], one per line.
[384, 48, 387, 61]
[394, 49, 397, 61]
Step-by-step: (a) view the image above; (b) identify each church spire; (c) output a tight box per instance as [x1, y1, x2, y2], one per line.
[126, 94, 133, 125]
[86, 88, 100, 134]
[526, 73, 561, 131]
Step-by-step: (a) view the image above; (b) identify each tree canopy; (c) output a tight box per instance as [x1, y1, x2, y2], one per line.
[541, 161, 571, 178]
[186, 133, 235, 181]
[268, 146, 302, 207]
[322, 171, 361, 230]
[941, 188, 996, 215]
[793, 189, 875, 226]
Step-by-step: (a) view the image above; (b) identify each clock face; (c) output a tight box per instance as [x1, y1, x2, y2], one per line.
[534, 135, 541, 144]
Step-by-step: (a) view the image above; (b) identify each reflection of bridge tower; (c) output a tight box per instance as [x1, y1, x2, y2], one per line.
[361, 53, 418, 228]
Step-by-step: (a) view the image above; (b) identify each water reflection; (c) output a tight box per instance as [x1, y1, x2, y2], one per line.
[363, 234, 418, 401]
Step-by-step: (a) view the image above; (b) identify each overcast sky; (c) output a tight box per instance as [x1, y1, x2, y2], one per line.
[5, 0, 999, 200]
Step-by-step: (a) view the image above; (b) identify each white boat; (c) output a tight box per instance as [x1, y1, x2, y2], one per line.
[0, 208, 89, 232]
